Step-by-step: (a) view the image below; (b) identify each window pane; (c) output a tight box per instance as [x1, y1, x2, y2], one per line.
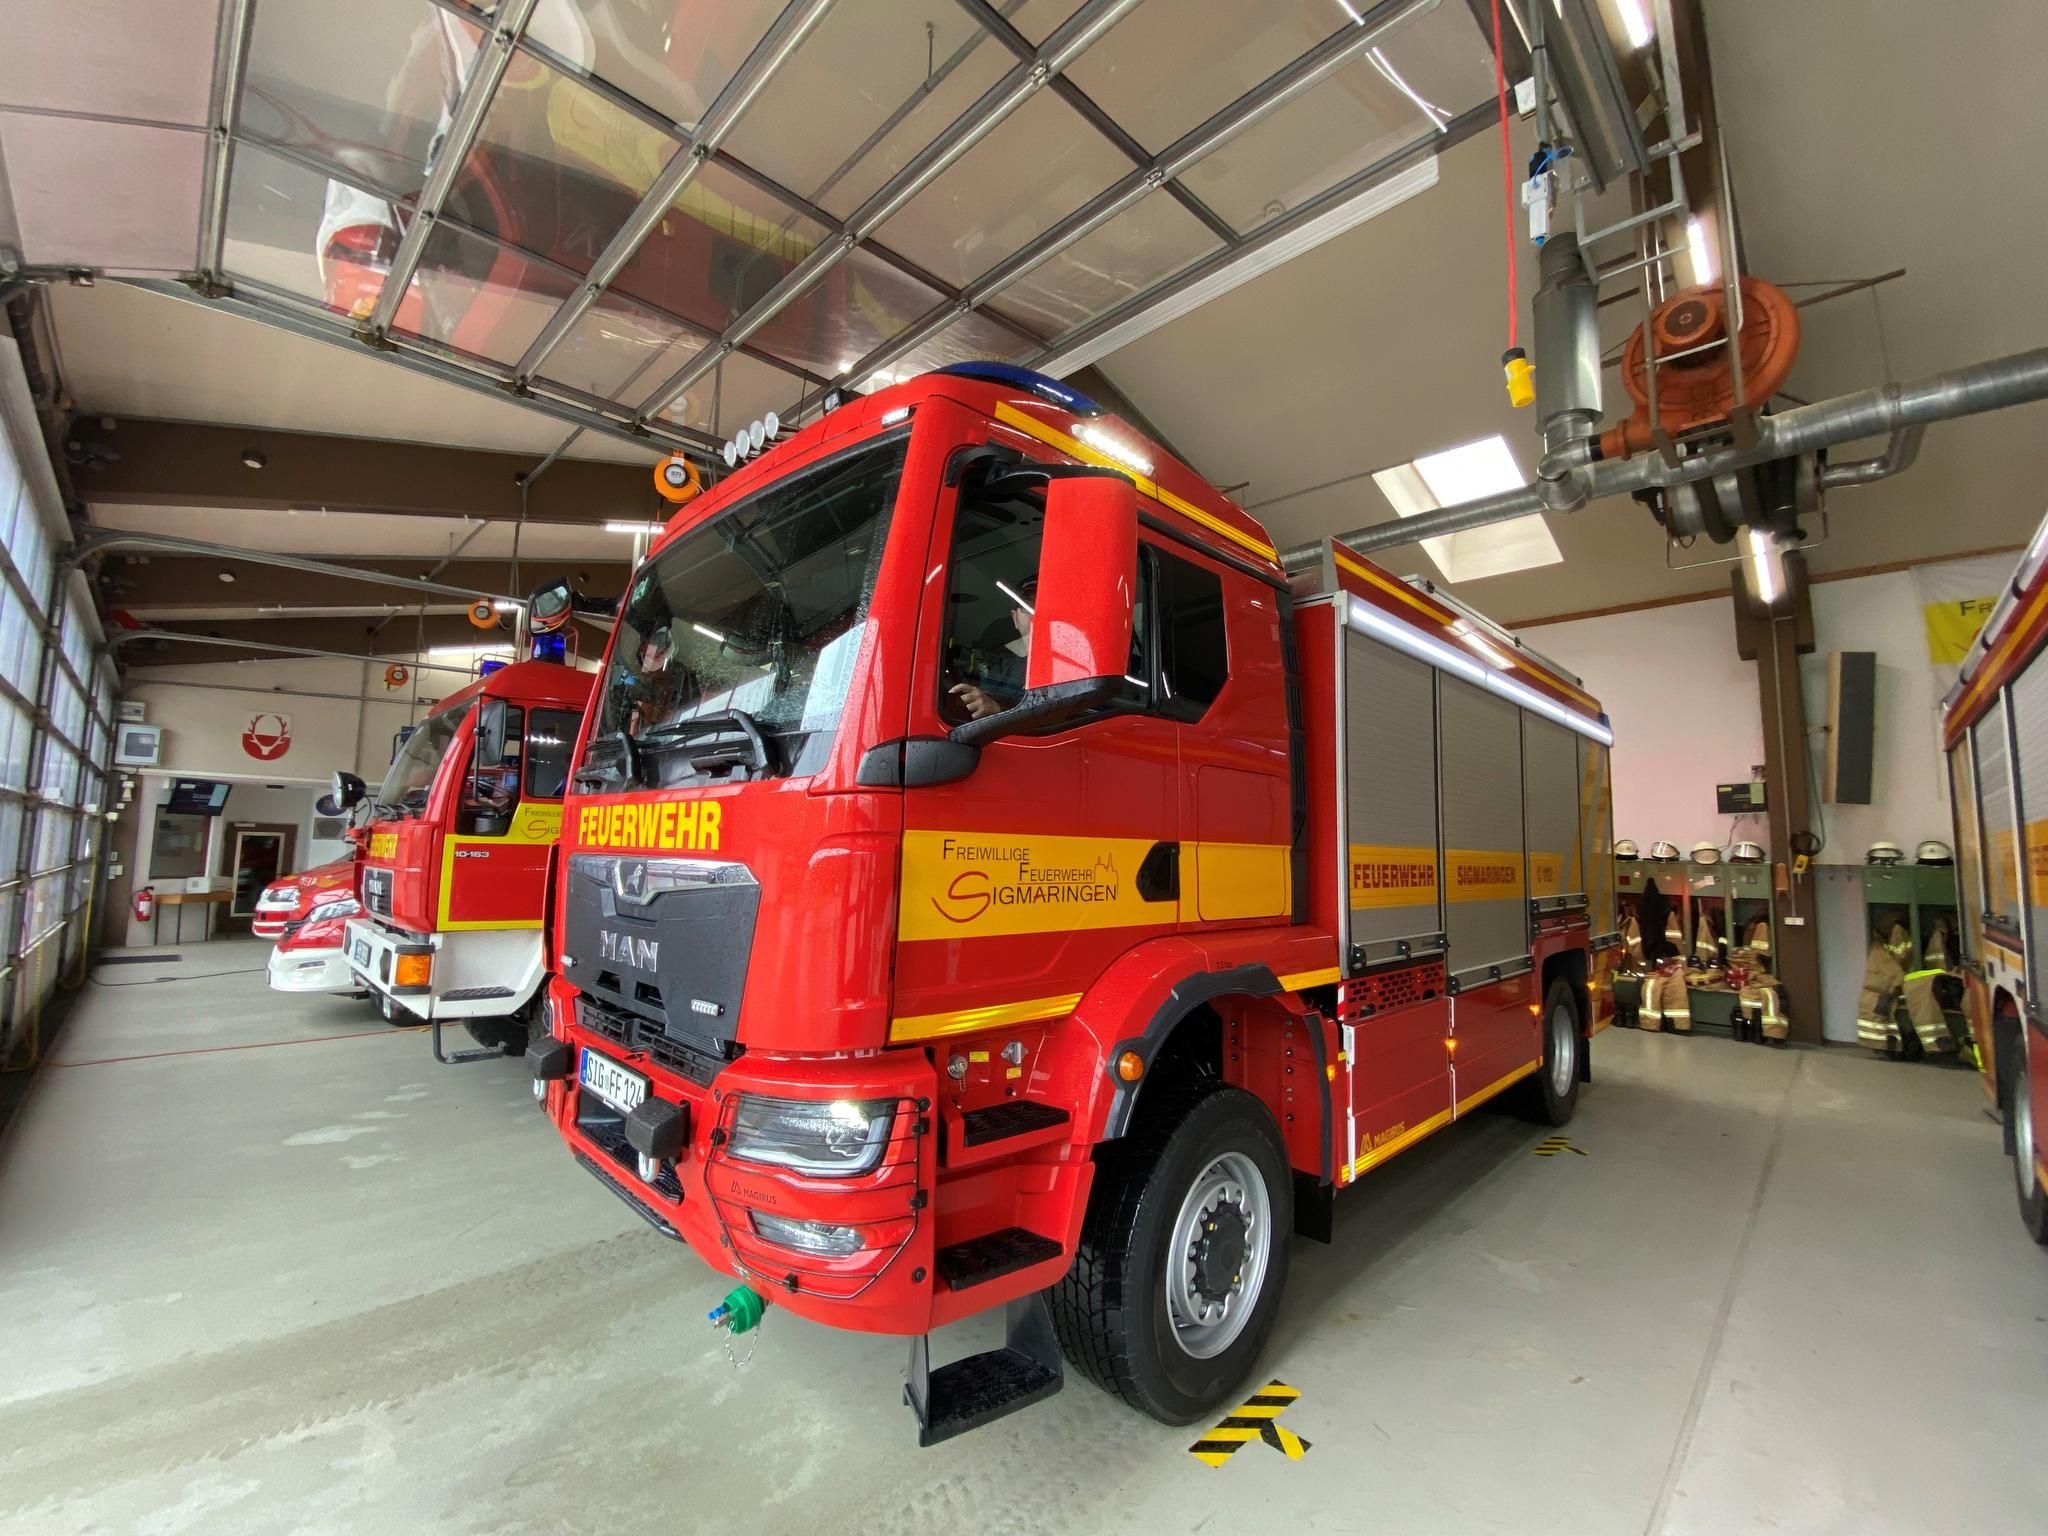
[940, 495, 1041, 727]
[1157, 550, 1227, 721]
[526, 708, 580, 800]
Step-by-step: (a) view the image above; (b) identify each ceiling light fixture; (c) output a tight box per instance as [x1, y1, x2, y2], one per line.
[1687, 215, 1716, 285]
[217, 570, 236, 584]
[604, 521, 665, 535]
[1615, 0, 1654, 50]
[1744, 527, 1785, 608]
[241, 448, 267, 470]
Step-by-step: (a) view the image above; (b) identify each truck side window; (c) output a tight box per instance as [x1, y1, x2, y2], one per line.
[464, 705, 523, 813]
[1155, 551, 1227, 722]
[940, 490, 1152, 726]
[524, 708, 579, 799]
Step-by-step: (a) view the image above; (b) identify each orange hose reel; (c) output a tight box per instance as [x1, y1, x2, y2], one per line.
[1600, 278, 1801, 460]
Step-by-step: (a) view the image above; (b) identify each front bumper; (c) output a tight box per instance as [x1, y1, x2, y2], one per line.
[540, 980, 951, 1335]
[343, 917, 542, 1019]
[267, 942, 357, 994]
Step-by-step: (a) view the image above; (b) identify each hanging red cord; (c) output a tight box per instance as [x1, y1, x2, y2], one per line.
[1491, 0, 1518, 349]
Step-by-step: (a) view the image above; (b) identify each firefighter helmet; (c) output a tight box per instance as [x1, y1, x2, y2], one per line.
[1866, 840, 1904, 866]
[1690, 841, 1721, 865]
[1648, 840, 1681, 860]
[1614, 839, 1640, 859]
[1914, 840, 1953, 865]
[1729, 840, 1766, 863]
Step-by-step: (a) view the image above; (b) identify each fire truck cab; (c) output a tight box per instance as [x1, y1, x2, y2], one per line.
[525, 363, 1614, 1442]
[340, 659, 592, 1060]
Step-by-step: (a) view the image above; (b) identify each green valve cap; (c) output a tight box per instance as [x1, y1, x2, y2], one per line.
[708, 1285, 766, 1334]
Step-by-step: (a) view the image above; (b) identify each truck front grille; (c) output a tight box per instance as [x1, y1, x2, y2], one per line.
[576, 994, 732, 1087]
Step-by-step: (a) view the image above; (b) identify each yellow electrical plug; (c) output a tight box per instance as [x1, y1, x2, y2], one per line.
[1502, 348, 1534, 408]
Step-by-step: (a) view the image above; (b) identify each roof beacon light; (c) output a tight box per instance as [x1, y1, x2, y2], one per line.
[933, 360, 1105, 416]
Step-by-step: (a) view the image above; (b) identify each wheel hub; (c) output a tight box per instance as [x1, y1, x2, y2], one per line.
[1191, 1198, 1249, 1302]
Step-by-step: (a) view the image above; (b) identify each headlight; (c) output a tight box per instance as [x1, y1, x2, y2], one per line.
[749, 1210, 863, 1257]
[726, 1096, 895, 1177]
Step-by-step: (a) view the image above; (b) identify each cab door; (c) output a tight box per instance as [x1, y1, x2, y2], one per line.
[437, 703, 575, 930]
[890, 460, 1178, 1046]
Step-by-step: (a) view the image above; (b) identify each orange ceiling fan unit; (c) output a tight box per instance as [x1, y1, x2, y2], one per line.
[1601, 277, 1802, 460]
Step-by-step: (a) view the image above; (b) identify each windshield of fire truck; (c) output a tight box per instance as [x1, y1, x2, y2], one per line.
[373, 697, 470, 817]
[582, 433, 908, 789]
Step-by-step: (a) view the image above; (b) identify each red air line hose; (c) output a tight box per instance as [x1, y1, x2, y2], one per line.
[1491, 0, 1517, 350]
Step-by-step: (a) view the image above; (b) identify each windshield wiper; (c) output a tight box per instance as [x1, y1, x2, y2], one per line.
[636, 710, 773, 778]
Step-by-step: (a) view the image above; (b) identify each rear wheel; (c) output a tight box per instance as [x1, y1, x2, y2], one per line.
[2010, 1045, 2048, 1244]
[1052, 1087, 1292, 1423]
[1521, 977, 1582, 1125]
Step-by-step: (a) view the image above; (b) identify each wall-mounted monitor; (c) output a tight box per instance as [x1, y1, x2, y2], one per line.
[165, 778, 232, 816]
[112, 723, 162, 767]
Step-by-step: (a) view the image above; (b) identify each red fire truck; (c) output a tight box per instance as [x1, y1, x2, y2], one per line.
[522, 363, 1617, 1441]
[339, 658, 593, 1063]
[1940, 510, 2048, 1244]
[252, 853, 358, 943]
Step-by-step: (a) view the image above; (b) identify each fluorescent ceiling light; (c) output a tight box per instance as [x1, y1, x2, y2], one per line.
[492, 600, 521, 613]
[1371, 436, 1562, 583]
[1744, 528, 1783, 608]
[605, 521, 666, 535]
[1687, 215, 1715, 285]
[1615, 0, 1654, 50]
[691, 622, 727, 644]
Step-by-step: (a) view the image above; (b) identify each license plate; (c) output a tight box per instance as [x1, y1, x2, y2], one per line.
[350, 937, 371, 967]
[579, 1049, 647, 1115]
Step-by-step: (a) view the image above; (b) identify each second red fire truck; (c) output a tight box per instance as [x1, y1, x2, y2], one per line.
[1941, 508, 2048, 1245]
[339, 658, 594, 1062]
[521, 363, 1618, 1441]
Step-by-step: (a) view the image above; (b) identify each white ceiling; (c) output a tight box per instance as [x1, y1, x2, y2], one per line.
[1099, 0, 2048, 624]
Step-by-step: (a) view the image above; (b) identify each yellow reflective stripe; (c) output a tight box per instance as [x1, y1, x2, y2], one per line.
[1278, 966, 1342, 991]
[990, 402, 1279, 562]
[888, 991, 1081, 1043]
[1332, 548, 1454, 624]
[1348, 1107, 1451, 1180]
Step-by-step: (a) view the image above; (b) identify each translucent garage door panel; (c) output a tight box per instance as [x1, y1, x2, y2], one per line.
[1974, 695, 2020, 926]
[990, 188, 1219, 339]
[240, 0, 480, 203]
[876, 90, 1129, 291]
[867, 310, 1038, 388]
[1438, 675, 1526, 980]
[445, 49, 680, 282]
[1056, 0, 1345, 153]
[523, 0, 789, 133]
[1948, 734, 1984, 962]
[718, 0, 1007, 213]
[541, 295, 704, 404]
[1523, 715, 1581, 905]
[610, 157, 828, 341]
[1342, 633, 1440, 963]
[1186, 0, 1496, 234]
[395, 221, 578, 368]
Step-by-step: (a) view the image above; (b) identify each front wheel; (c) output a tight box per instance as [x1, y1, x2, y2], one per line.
[2011, 1045, 2048, 1244]
[1052, 1087, 1292, 1424]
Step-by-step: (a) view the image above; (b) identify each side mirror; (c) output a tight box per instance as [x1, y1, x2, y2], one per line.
[953, 471, 1138, 747]
[527, 578, 575, 634]
[332, 770, 367, 811]
[473, 697, 508, 767]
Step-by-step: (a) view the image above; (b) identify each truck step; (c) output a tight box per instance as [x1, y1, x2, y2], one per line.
[935, 1227, 1063, 1291]
[945, 1100, 1071, 1165]
[958, 1100, 1068, 1147]
[905, 1292, 1063, 1447]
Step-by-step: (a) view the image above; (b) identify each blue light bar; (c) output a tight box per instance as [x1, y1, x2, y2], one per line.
[933, 361, 1103, 416]
[529, 630, 567, 665]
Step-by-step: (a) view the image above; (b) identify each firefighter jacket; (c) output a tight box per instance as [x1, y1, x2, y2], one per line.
[1855, 924, 1911, 1051]
[1641, 958, 1691, 1032]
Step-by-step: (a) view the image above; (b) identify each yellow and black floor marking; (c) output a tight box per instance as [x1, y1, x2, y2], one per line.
[1533, 1135, 1587, 1157]
[1187, 1380, 1310, 1467]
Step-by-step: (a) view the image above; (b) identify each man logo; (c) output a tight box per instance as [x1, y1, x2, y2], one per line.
[613, 858, 650, 904]
[598, 930, 659, 971]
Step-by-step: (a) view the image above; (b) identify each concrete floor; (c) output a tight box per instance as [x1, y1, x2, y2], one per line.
[2, 942, 2044, 1536]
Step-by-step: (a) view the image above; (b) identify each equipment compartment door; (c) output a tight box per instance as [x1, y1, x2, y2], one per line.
[1438, 676, 1533, 1082]
[1340, 634, 1443, 966]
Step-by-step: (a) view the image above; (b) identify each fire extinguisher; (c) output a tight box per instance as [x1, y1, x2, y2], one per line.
[133, 886, 155, 923]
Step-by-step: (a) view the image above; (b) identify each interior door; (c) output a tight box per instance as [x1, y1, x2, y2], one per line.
[227, 826, 295, 927]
